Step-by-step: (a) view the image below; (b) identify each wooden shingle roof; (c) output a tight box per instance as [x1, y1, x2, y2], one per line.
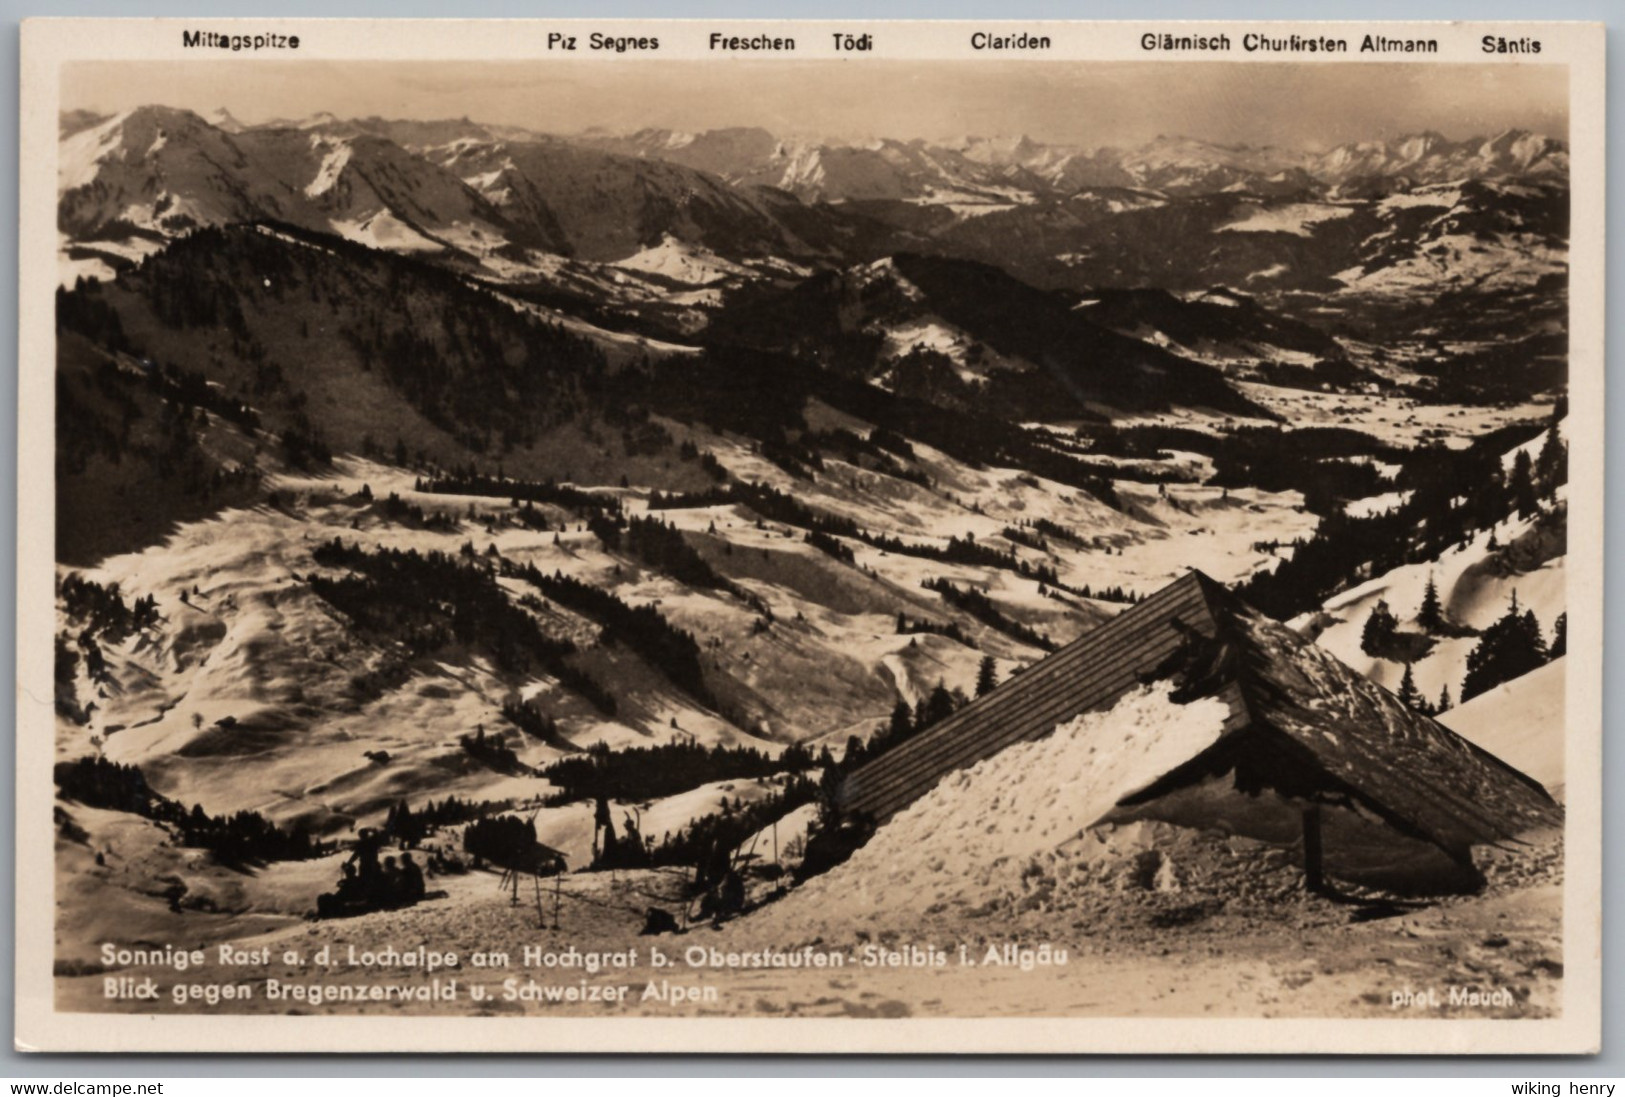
[839, 570, 1560, 860]
[1223, 601, 1559, 856]
[839, 571, 1249, 823]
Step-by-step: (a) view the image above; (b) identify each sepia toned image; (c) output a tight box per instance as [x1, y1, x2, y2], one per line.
[16, 20, 1604, 1054]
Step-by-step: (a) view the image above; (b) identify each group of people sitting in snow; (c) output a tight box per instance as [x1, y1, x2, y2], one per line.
[315, 828, 427, 918]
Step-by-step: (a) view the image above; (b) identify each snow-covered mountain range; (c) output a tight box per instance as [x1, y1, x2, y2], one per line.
[60, 106, 1566, 255]
[58, 106, 1569, 370]
[580, 124, 1567, 201]
[51, 102, 1570, 859]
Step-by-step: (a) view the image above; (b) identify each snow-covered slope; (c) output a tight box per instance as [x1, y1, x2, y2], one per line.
[1439, 656, 1565, 798]
[1335, 178, 1567, 303]
[1293, 421, 1566, 715]
[761, 684, 1231, 926]
[1218, 201, 1355, 238]
[611, 235, 753, 286]
[1295, 511, 1563, 706]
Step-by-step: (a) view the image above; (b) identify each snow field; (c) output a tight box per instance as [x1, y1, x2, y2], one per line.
[611, 234, 754, 286]
[1217, 202, 1355, 238]
[1439, 657, 1564, 797]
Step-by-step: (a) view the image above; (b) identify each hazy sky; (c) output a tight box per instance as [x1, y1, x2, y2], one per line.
[64, 60, 1568, 149]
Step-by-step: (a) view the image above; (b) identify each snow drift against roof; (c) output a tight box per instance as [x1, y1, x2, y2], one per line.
[778, 683, 1230, 919]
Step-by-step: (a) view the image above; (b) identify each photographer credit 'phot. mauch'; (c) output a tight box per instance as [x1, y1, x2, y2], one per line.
[14, 18, 1605, 1055]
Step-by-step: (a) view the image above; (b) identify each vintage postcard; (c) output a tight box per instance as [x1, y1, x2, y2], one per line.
[15, 18, 1604, 1053]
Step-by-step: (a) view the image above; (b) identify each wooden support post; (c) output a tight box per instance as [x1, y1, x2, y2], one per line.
[1302, 805, 1325, 894]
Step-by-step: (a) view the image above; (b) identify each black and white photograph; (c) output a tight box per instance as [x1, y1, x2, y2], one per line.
[15, 19, 1605, 1054]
